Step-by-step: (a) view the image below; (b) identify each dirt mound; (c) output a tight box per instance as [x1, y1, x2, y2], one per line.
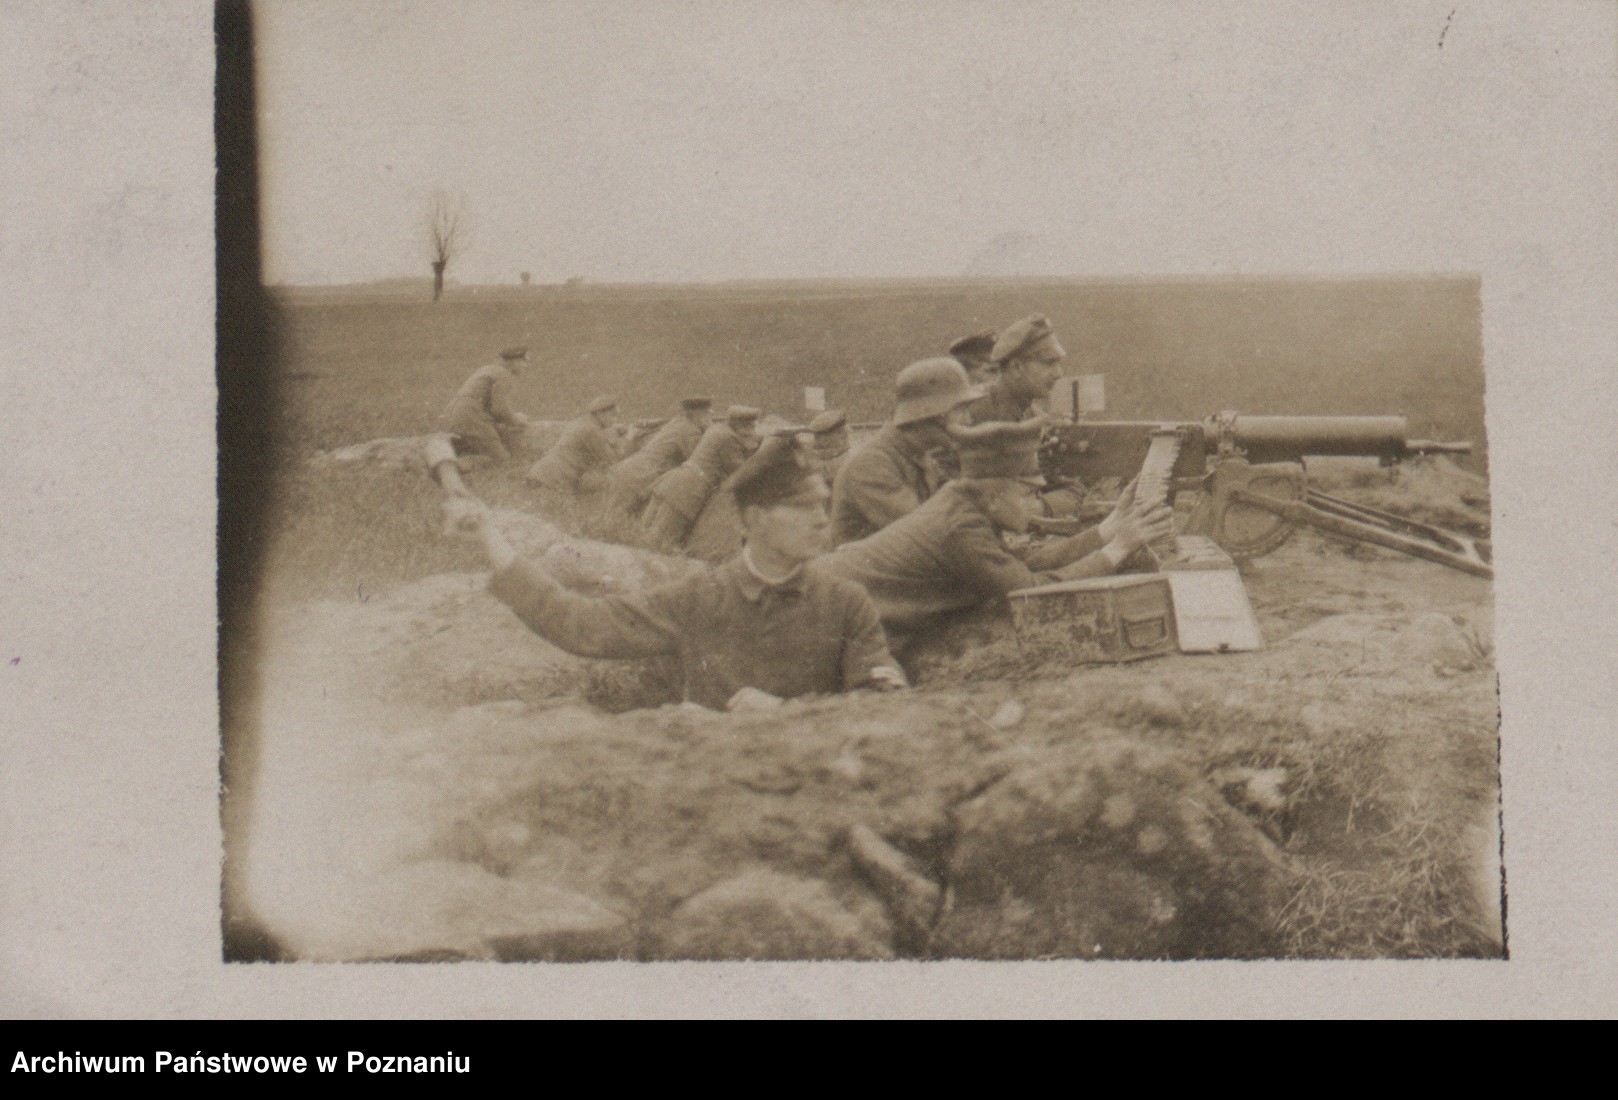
[248, 450, 1501, 960]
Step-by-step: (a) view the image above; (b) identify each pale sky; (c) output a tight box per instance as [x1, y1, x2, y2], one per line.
[257, 0, 1598, 285]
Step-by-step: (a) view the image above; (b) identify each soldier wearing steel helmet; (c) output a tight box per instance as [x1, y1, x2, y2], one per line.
[818, 419, 1172, 660]
[828, 358, 986, 547]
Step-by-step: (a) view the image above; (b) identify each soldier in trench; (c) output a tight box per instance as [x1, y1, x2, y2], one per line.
[452, 434, 910, 711]
[817, 419, 1173, 662]
[962, 314, 1065, 427]
[829, 358, 985, 547]
[640, 404, 762, 552]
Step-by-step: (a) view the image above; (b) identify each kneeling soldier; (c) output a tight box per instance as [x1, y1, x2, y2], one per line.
[604, 396, 713, 519]
[458, 435, 908, 710]
[527, 394, 623, 495]
[642, 404, 762, 551]
[818, 419, 1172, 657]
[440, 345, 532, 462]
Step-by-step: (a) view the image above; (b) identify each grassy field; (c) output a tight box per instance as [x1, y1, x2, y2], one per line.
[258, 275, 1485, 603]
[267, 275, 1486, 463]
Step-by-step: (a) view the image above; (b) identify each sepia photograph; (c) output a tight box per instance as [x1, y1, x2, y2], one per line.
[227, 0, 1501, 964]
[5, 0, 1617, 1017]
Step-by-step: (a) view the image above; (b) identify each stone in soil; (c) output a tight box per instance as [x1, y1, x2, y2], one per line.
[655, 870, 895, 960]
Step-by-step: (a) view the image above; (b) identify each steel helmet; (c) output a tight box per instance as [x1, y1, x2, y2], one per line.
[892, 358, 986, 425]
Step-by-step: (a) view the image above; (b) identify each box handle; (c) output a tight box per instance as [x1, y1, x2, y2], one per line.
[1121, 614, 1169, 650]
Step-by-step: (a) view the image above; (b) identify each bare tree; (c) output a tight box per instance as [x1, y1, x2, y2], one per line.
[426, 190, 468, 302]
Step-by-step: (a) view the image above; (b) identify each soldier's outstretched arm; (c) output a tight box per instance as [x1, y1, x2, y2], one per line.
[450, 499, 686, 660]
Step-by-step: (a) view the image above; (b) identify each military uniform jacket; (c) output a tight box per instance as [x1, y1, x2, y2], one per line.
[442, 362, 522, 434]
[490, 552, 897, 711]
[818, 481, 1109, 632]
[828, 423, 939, 547]
[609, 416, 705, 499]
[962, 380, 1038, 426]
[529, 415, 620, 493]
[647, 422, 751, 524]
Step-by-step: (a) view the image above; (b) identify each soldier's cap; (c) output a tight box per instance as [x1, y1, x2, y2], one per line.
[726, 404, 763, 423]
[892, 357, 987, 425]
[807, 409, 847, 434]
[990, 315, 1065, 365]
[951, 418, 1047, 482]
[948, 330, 998, 362]
[680, 396, 714, 411]
[587, 395, 618, 414]
[726, 435, 828, 509]
[499, 345, 529, 361]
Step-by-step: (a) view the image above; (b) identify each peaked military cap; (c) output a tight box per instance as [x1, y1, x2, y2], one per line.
[726, 435, 826, 508]
[807, 409, 847, 434]
[499, 345, 529, 361]
[726, 404, 763, 423]
[952, 418, 1047, 481]
[680, 396, 714, 411]
[587, 395, 618, 414]
[948, 330, 998, 362]
[990, 315, 1064, 364]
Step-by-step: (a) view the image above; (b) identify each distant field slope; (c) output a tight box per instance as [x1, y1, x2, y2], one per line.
[267, 276, 1485, 472]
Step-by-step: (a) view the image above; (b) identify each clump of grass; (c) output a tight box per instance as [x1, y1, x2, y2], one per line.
[259, 460, 484, 603]
[1193, 707, 1499, 958]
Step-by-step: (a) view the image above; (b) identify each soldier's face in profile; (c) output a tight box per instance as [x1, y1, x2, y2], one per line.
[744, 484, 832, 564]
[1012, 353, 1063, 400]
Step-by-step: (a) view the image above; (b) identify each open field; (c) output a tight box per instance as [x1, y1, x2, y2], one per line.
[236, 276, 1500, 962]
[267, 275, 1486, 468]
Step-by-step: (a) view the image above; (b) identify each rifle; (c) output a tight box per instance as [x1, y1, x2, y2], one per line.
[1038, 413, 1490, 578]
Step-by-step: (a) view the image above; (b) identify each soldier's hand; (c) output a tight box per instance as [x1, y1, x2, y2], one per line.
[867, 665, 910, 692]
[1098, 477, 1139, 542]
[1112, 501, 1174, 553]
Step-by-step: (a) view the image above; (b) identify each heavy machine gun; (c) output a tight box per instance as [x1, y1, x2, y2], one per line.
[1038, 413, 1491, 579]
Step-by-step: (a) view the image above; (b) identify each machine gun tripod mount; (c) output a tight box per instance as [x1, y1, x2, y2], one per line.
[1037, 412, 1491, 579]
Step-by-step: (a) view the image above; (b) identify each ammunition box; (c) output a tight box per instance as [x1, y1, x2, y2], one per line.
[1007, 537, 1263, 665]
